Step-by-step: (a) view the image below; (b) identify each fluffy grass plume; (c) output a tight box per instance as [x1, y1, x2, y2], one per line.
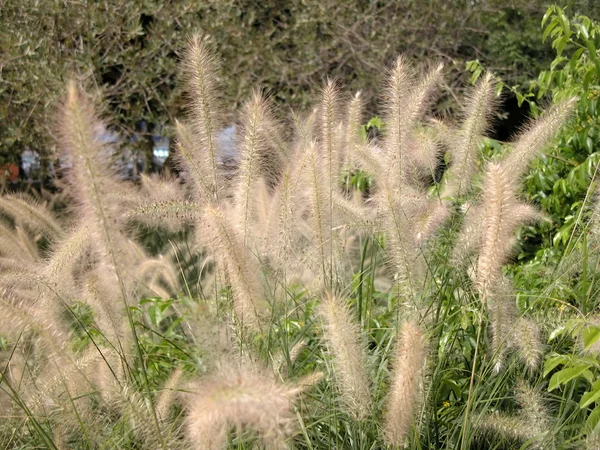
[203, 206, 267, 331]
[500, 97, 577, 180]
[477, 381, 551, 448]
[183, 366, 301, 450]
[384, 320, 426, 446]
[514, 318, 544, 372]
[234, 91, 280, 244]
[488, 276, 518, 372]
[177, 34, 223, 204]
[383, 58, 443, 188]
[377, 185, 426, 299]
[319, 79, 343, 185]
[156, 368, 185, 423]
[444, 72, 497, 197]
[0, 194, 62, 240]
[475, 163, 543, 298]
[344, 91, 364, 170]
[57, 82, 138, 303]
[319, 292, 371, 421]
[303, 141, 333, 284]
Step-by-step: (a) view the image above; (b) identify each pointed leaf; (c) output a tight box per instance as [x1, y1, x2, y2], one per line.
[586, 405, 600, 433]
[549, 364, 592, 391]
[548, 325, 566, 342]
[543, 19, 559, 42]
[583, 325, 600, 350]
[544, 353, 569, 376]
[580, 379, 600, 408]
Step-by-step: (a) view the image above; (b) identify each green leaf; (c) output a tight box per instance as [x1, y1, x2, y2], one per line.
[550, 24, 563, 40]
[544, 353, 569, 376]
[586, 405, 600, 433]
[548, 325, 566, 342]
[586, 38, 598, 66]
[585, 39, 600, 77]
[359, 125, 368, 141]
[460, 312, 471, 330]
[551, 56, 567, 71]
[570, 47, 585, 70]
[366, 116, 383, 130]
[543, 19, 559, 43]
[575, 22, 590, 40]
[542, 7, 556, 28]
[495, 82, 505, 97]
[549, 364, 592, 391]
[583, 325, 600, 350]
[580, 379, 600, 408]
[471, 67, 483, 84]
[559, 11, 571, 35]
[441, 378, 462, 399]
[555, 35, 569, 57]
[584, 67, 595, 90]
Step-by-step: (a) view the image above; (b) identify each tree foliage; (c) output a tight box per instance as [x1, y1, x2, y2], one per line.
[2, 0, 590, 164]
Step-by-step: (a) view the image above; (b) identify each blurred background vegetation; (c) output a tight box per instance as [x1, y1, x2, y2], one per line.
[1, 0, 596, 166]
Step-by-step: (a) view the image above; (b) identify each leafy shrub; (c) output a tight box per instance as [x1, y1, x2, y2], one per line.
[467, 5, 600, 264]
[523, 5, 600, 263]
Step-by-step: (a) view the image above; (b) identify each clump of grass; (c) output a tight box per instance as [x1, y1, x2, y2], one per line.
[0, 34, 580, 450]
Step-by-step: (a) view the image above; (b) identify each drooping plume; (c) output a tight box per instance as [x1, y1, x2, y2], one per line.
[0, 194, 62, 241]
[125, 173, 194, 232]
[500, 98, 576, 181]
[476, 381, 551, 448]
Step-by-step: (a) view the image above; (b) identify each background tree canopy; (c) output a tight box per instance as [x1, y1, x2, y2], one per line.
[0, 0, 597, 164]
